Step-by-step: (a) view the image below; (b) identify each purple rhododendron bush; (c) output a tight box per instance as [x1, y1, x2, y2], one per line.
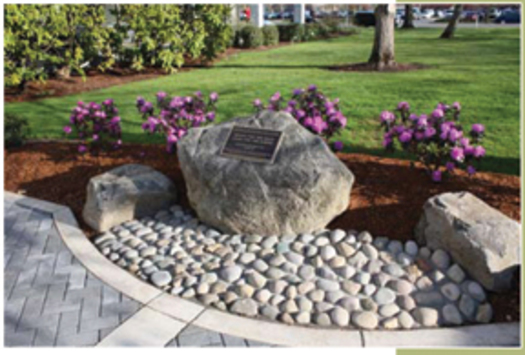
[136, 91, 219, 153]
[380, 101, 486, 182]
[253, 85, 347, 152]
[64, 99, 122, 154]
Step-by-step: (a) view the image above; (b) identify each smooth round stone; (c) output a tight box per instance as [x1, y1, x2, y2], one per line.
[245, 234, 262, 244]
[183, 275, 198, 287]
[312, 256, 324, 268]
[387, 240, 403, 255]
[315, 237, 330, 247]
[230, 298, 258, 317]
[285, 285, 298, 299]
[140, 247, 157, 257]
[379, 303, 400, 317]
[150, 271, 172, 287]
[348, 251, 368, 268]
[404, 241, 419, 256]
[442, 304, 463, 325]
[304, 245, 318, 257]
[361, 298, 378, 312]
[459, 294, 477, 319]
[196, 283, 210, 295]
[285, 252, 304, 265]
[246, 271, 267, 288]
[317, 278, 340, 292]
[352, 311, 378, 329]
[428, 269, 446, 283]
[413, 291, 444, 307]
[295, 311, 311, 324]
[331, 307, 350, 326]
[261, 236, 278, 249]
[382, 317, 399, 329]
[266, 267, 286, 280]
[412, 307, 439, 327]
[315, 313, 332, 326]
[397, 253, 413, 267]
[357, 231, 373, 244]
[299, 233, 315, 244]
[181, 288, 196, 298]
[440, 283, 461, 301]
[261, 305, 280, 320]
[270, 294, 285, 307]
[252, 259, 269, 273]
[374, 288, 396, 305]
[276, 242, 290, 254]
[467, 281, 486, 302]
[336, 243, 356, 258]
[298, 265, 316, 281]
[361, 244, 378, 259]
[238, 252, 256, 265]
[199, 293, 219, 306]
[363, 284, 377, 296]
[268, 280, 288, 294]
[431, 249, 451, 270]
[280, 262, 297, 274]
[308, 289, 327, 303]
[336, 265, 357, 279]
[269, 254, 286, 267]
[297, 281, 315, 295]
[109, 253, 120, 262]
[372, 273, 392, 287]
[254, 289, 272, 303]
[383, 264, 405, 277]
[446, 264, 466, 284]
[296, 296, 313, 312]
[317, 266, 338, 281]
[320, 245, 337, 261]
[291, 241, 304, 253]
[325, 290, 346, 303]
[330, 256, 346, 268]
[280, 299, 299, 313]
[416, 276, 434, 291]
[330, 229, 346, 243]
[281, 234, 296, 243]
[364, 260, 383, 275]
[342, 280, 362, 295]
[476, 303, 493, 323]
[210, 281, 228, 294]
[354, 272, 371, 285]
[372, 237, 389, 250]
[219, 265, 243, 282]
[386, 279, 414, 295]
[397, 311, 415, 329]
[337, 296, 360, 311]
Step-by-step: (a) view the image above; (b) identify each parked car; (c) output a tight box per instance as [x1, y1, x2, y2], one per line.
[444, 10, 455, 19]
[420, 9, 434, 19]
[489, 8, 502, 19]
[495, 10, 520, 24]
[354, 11, 402, 27]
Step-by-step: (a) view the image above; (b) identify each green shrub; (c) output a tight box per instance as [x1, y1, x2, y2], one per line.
[5, 114, 30, 148]
[262, 25, 279, 46]
[276, 24, 304, 42]
[302, 23, 321, 41]
[321, 18, 342, 35]
[238, 25, 263, 48]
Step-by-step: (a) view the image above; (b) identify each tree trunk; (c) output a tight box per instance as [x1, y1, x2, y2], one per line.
[368, 4, 396, 70]
[440, 5, 463, 39]
[402, 4, 415, 29]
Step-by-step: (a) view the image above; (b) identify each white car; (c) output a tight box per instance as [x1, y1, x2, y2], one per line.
[420, 9, 434, 19]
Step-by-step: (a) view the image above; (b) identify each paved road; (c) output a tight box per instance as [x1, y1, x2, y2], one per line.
[413, 19, 520, 28]
[4, 193, 273, 347]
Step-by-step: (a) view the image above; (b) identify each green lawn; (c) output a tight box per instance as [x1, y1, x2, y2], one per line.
[5, 27, 520, 175]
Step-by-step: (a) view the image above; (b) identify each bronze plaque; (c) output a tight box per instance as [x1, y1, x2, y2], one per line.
[220, 125, 284, 163]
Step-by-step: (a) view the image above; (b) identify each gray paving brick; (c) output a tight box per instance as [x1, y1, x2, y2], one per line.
[177, 328, 223, 347]
[5, 329, 36, 347]
[58, 310, 80, 336]
[56, 330, 99, 346]
[221, 333, 249, 347]
[80, 315, 120, 333]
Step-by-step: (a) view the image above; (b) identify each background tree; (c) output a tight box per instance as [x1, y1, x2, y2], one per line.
[440, 5, 463, 39]
[402, 4, 415, 29]
[368, 4, 396, 70]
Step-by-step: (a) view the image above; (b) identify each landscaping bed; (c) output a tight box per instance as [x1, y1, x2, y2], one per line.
[4, 141, 520, 324]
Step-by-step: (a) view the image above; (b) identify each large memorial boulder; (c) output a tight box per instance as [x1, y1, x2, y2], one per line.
[177, 110, 355, 236]
[415, 191, 521, 292]
[83, 164, 177, 232]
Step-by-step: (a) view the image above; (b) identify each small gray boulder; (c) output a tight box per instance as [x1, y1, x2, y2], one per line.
[415, 192, 520, 291]
[83, 164, 177, 232]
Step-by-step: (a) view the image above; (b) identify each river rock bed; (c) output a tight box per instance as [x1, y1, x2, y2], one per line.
[94, 205, 494, 330]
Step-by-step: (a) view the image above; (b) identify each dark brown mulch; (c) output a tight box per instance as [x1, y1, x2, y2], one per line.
[4, 141, 520, 323]
[328, 62, 431, 72]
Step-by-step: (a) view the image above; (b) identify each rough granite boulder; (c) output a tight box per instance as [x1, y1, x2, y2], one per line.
[177, 110, 355, 236]
[415, 191, 520, 292]
[83, 164, 177, 232]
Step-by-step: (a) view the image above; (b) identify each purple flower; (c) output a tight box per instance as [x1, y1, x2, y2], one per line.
[206, 112, 216, 121]
[270, 92, 281, 102]
[156, 91, 167, 100]
[450, 146, 465, 162]
[296, 109, 306, 119]
[382, 137, 393, 148]
[310, 116, 328, 134]
[415, 131, 425, 141]
[436, 103, 448, 111]
[380, 111, 395, 124]
[432, 109, 445, 119]
[77, 101, 85, 107]
[399, 131, 412, 143]
[408, 113, 419, 121]
[102, 98, 114, 106]
[209, 92, 219, 102]
[78, 145, 87, 154]
[63, 126, 72, 134]
[194, 91, 202, 97]
[471, 123, 485, 134]
[464, 145, 475, 156]
[424, 127, 436, 138]
[446, 162, 455, 171]
[253, 98, 262, 107]
[460, 137, 470, 147]
[288, 100, 297, 107]
[92, 134, 99, 141]
[185, 96, 193, 104]
[307, 84, 317, 92]
[292, 88, 303, 96]
[417, 117, 428, 127]
[397, 101, 410, 111]
[448, 128, 463, 142]
[473, 146, 486, 158]
[332, 141, 344, 152]
[431, 170, 442, 182]
[453, 102, 461, 111]
[110, 116, 121, 125]
[467, 165, 476, 175]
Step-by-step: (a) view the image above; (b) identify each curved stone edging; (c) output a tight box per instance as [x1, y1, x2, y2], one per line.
[49, 200, 520, 347]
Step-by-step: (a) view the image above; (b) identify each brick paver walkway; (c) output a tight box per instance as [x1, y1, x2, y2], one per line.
[4, 193, 271, 347]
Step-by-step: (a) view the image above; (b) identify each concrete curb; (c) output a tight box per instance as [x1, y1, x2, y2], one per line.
[8, 192, 520, 347]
